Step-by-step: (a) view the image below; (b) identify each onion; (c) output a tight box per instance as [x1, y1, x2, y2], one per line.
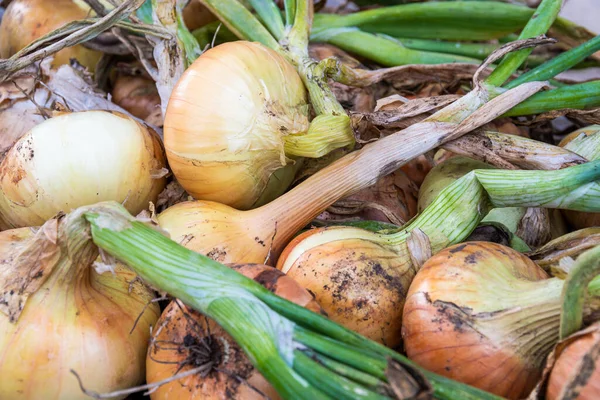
[0, 110, 167, 229]
[547, 322, 600, 400]
[164, 41, 310, 210]
[111, 74, 161, 121]
[401, 241, 589, 399]
[182, 0, 216, 31]
[0, 0, 102, 71]
[0, 219, 159, 399]
[559, 125, 600, 229]
[146, 264, 323, 400]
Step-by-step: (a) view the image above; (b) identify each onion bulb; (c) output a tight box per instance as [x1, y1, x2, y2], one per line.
[0, 0, 102, 71]
[0, 218, 159, 399]
[182, 0, 216, 31]
[111, 73, 161, 121]
[146, 264, 323, 400]
[559, 125, 600, 229]
[0, 110, 167, 229]
[402, 242, 571, 399]
[546, 322, 600, 400]
[164, 41, 310, 210]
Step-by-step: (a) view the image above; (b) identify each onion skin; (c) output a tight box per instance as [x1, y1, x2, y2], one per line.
[146, 264, 323, 400]
[547, 325, 600, 400]
[402, 242, 559, 399]
[164, 41, 309, 210]
[0, 227, 159, 399]
[277, 226, 413, 347]
[0, 0, 101, 71]
[111, 74, 161, 121]
[0, 111, 167, 229]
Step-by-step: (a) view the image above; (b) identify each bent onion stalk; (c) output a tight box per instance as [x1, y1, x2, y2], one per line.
[401, 242, 600, 399]
[0, 216, 159, 399]
[275, 160, 600, 346]
[0, 110, 167, 229]
[58, 200, 502, 400]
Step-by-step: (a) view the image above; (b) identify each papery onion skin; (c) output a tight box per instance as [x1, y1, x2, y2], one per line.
[182, 0, 216, 31]
[164, 41, 309, 210]
[402, 241, 559, 399]
[146, 264, 323, 400]
[0, 0, 102, 71]
[0, 228, 159, 400]
[277, 226, 412, 347]
[0, 110, 167, 229]
[547, 327, 600, 400]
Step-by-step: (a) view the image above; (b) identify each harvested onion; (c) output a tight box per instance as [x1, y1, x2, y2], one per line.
[164, 41, 310, 210]
[0, 110, 167, 229]
[0, 219, 159, 399]
[147, 264, 323, 400]
[111, 73, 161, 121]
[0, 0, 101, 71]
[402, 241, 600, 399]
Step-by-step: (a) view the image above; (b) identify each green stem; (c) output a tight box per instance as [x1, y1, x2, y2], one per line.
[504, 81, 600, 117]
[309, 352, 387, 390]
[312, 29, 479, 66]
[199, 0, 280, 50]
[288, 0, 311, 51]
[560, 245, 600, 339]
[293, 350, 389, 400]
[506, 35, 600, 89]
[485, 0, 563, 86]
[285, 0, 296, 26]
[246, 0, 285, 40]
[313, 2, 533, 41]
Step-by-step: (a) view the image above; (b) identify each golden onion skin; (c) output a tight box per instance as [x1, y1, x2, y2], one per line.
[146, 264, 323, 400]
[547, 325, 600, 400]
[0, 111, 167, 229]
[111, 74, 161, 121]
[0, 228, 159, 400]
[0, 0, 102, 71]
[164, 41, 309, 210]
[278, 227, 414, 347]
[402, 242, 556, 399]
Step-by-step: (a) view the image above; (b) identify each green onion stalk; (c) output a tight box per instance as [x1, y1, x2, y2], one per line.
[199, 0, 356, 156]
[60, 159, 600, 400]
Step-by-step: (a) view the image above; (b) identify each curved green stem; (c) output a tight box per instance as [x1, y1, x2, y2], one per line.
[560, 245, 600, 339]
[247, 0, 285, 40]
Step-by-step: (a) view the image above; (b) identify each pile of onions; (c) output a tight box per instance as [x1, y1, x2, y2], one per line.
[0, 217, 159, 399]
[0, 110, 167, 229]
[164, 41, 309, 210]
[0, 0, 101, 71]
[401, 241, 599, 399]
[146, 264, 323, 400]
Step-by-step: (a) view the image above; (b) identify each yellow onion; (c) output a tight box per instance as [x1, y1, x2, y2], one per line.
[546, 322, 600, 400]
[0, 218, 159, 399]
[111, 73, 161, 121]
[559, 125, 600, 229]
[277, 226, 411, 347]
[0, 110, 167, 229]
[164, 41, 309, 210]
[0, 0, 102, 71]
[402, 242, 572, 399]
[146, 264, 324, 400]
